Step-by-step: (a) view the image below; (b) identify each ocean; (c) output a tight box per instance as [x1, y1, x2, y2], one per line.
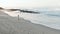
[3, 9, 60, 30]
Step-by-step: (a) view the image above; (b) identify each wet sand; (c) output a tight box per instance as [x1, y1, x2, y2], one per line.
[0, 11, 60, 34]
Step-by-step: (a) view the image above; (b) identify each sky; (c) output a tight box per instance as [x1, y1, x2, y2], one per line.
[0, 0, 60, 8]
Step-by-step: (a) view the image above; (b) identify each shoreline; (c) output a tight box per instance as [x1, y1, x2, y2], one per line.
[2, 10, 60, 30]
[0, 11, 60, 34]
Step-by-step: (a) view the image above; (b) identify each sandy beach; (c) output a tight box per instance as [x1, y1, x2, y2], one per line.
[0, 11, 60, 34]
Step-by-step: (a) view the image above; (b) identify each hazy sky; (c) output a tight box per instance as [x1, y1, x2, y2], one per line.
[0, 0, 60, 8]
